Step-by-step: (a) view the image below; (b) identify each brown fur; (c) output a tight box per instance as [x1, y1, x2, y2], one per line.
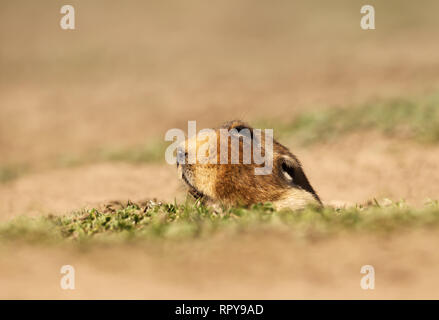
[177, 120, 321, 210]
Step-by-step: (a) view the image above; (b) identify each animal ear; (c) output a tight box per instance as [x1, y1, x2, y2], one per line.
[279, 156, 321, 203]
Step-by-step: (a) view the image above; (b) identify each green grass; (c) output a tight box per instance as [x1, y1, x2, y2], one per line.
[260, 94, 439, 145]
[0, 140, 167, 184]
[1, 200, 438, 245]
[96, 140, 166, 164]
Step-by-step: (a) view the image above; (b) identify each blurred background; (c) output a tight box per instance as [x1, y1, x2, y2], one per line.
[1, 0, 439, 214]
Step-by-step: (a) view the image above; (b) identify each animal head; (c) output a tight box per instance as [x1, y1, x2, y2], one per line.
[176, 120, 321, 210]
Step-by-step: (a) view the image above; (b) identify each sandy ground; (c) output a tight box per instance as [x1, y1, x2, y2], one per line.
[0, 163, 181, 221]
[1, 132, 439, 299]
[1, 1, 439, 299]
[2, 0, 439, 165]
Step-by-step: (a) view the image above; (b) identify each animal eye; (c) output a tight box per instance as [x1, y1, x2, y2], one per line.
[177, 148, 187, 164]
[233, 125, 248, 131]
[232, 126, 253, 139]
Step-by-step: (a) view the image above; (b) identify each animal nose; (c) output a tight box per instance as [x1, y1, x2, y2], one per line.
[177, 148, 187, 166]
